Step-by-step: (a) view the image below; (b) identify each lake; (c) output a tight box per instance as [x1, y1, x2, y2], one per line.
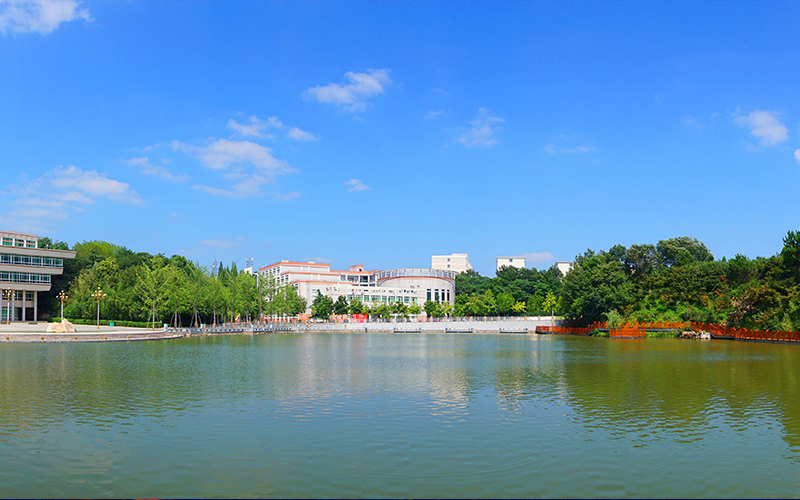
[1, 333, 799, 498]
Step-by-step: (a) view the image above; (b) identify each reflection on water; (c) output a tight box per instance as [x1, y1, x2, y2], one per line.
[1, 333, 799, 498]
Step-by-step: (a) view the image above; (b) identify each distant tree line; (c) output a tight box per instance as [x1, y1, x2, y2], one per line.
[453, 266, 562, 317]
[38, 239, 306, 327]
[559, 234, 800, 331]
[38, 231, 800, 331]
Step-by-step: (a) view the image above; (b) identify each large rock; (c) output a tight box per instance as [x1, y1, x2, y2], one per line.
[46, 319, 77, 333]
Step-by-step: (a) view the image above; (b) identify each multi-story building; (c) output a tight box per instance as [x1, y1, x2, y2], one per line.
[0, 230, 76, 322]
[496, 256, 526, 272]
[431, 253, 473, 274]
[259, 260, 457, 313]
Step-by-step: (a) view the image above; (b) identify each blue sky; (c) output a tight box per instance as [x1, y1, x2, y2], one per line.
[2, 0, 800, 276]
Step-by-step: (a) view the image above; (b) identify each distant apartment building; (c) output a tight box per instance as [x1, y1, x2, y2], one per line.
[496, 256, 526, 272]
[553, 261, 575, 277]
[259, 260, 457, 314]
[431, 253, 473, 274]
[0, 230, 76, 322]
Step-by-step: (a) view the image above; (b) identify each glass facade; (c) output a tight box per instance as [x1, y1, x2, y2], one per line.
[0, 271, 51, 284]
[0, 253, 63, 268]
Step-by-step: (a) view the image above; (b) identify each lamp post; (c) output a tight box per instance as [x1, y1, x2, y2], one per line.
[91, 288, 106, 329]
[57, 290, 68, 321]
[2, 289, 11, 324]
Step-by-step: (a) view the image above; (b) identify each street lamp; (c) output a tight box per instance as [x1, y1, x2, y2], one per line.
[2, 289, 11, 324]
[1, 289, 6, 324]
[57, 290, 68, 321]
[91, 288, 106, 329]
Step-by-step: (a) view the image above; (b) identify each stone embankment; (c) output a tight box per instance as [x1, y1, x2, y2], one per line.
[679, 330, 712, 340]
[0, 321, 184, 343]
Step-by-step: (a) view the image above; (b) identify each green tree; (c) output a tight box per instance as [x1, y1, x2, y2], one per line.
[657, 237, 714, 267]
[424, 300, 439, 318]
[134, 261, 169, 329]
[349, 298, 365, 315]
[334, 295, 349, 315]
[561, 250, 633, 323]
[496, 290, 515, 316]
[311, 291, 334, 319]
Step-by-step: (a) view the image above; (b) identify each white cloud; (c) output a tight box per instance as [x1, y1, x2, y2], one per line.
[309, 256, 333, 265]
[0, 0, 91, 35]
[229, 115, 319, 142]
[49, 165, 141, 202]
[200, 239, 235, 250]
[795, 149, 800, 164]
[305, 69, 392, 112]
[173, 138, 293, 175]
[344, 179, 370, 192]
[425, 109, 446, 120]
[287, 127, 319, 142]
[544, 144, 595, 155]
[127, 157, 188, 182]
[734, 110, 789, 147]
[459, 108, 504, 147]
[522, 252, 556, 264]
[274, 191, 301, 201]
[228, 116, 272, 138]
[176, 138, 293, 198]
[0, 165, 141, 232]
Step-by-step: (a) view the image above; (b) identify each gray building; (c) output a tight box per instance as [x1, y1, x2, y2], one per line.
[0, 230, 75, 322]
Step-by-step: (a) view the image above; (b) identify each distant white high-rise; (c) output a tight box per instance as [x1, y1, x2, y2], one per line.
[496, 256, 526, 272]
[553, 261, 575, 276]
[431, 253, 473, 274]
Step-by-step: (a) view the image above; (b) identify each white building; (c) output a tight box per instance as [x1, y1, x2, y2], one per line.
[431, 253, 472, 274]
[259, 260, 457, 313]
[0, 230, 76, 322]
[554, 261, 575, 276]
[496, 256, 526, 272]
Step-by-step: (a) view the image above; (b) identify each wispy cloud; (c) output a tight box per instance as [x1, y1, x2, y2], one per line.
[544, 134, 595, 155]
[522, 252, 555, 264]
[794, 149, 800, 164]
[173, 138, 296, 198]
[459, 107, 504, 147]
[200, 239, 236, 250]
[544, 144, 595, 155]
[229, 115, 319, 142]
[344, 179, 370, 192]
[309, 256, 333, 264]
[305, 69, 392, 113]
[734, 109, 789, 147]
[127, 157, 188, 182]
[274, 191, 301, 201]
[173, 138, 291, 173]
[228, 116, 274, 138]
[0, 0, 91, 35]
[0, 165, 141, 232]
[287, 127, 319, 142]
[425, 109, 446, 120]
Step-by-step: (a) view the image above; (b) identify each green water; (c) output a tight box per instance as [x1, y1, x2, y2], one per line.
[1, 333, 799, 498]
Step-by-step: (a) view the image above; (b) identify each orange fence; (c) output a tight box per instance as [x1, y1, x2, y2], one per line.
[536, 320, 800, 343]
[690, 322, 800, 342]
[610, 327, 646, 339]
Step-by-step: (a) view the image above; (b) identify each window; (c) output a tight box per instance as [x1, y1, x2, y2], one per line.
[426, 289, 431, 301]
[26, 240, 36, 248]
[14, 239, 24, 247]
[2, 238, 11, 246]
